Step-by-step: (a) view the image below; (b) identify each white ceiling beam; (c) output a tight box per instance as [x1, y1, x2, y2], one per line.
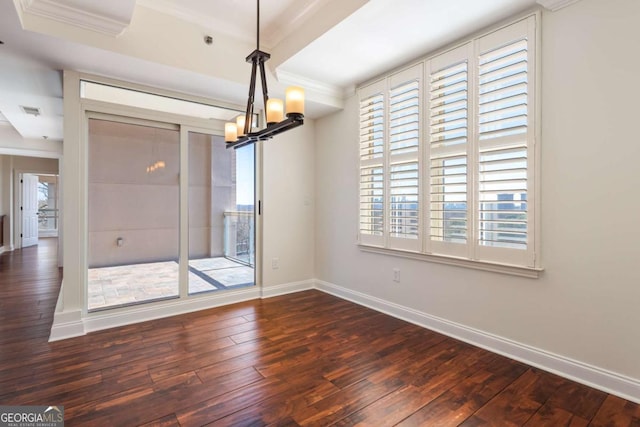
[270, 0, 369, 70]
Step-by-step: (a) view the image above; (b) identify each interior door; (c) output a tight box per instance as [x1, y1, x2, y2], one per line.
[21, 174, 39, 247]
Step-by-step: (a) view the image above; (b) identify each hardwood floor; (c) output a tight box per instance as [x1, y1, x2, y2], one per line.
[1, 240, 639, 426]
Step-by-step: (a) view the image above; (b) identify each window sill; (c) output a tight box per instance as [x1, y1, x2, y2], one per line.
[358, 245, 543, 279]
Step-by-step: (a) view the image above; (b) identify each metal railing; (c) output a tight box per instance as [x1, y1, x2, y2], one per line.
[223, 211, 255, 267]
[38, 208, 58, 231]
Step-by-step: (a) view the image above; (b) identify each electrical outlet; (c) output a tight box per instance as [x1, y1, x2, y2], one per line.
[272, 257, 279, 270]
[393, 268, 400, 283]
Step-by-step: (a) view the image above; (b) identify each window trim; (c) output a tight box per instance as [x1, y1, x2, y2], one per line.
[357, 13, 542, 277]
[359, 244, 542, 279]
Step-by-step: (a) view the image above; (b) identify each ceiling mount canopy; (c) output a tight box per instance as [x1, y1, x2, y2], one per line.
[225, 0, 304, 149]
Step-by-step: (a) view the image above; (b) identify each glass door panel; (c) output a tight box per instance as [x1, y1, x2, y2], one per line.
[37, 175, 59, 237]
[188, 132, 255, 295]
[87, 118, 180, 311]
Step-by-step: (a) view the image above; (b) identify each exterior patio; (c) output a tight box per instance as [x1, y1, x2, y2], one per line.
[88, 257, 254, 310]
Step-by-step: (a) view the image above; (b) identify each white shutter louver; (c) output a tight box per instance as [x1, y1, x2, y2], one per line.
[359, 87, 386, 245]
[429, 60, 469, 246]
[389, 80, 419, 156]
[389, 79, 420, 240]
[359, 94, 384, 161]
[387, 65, 422, 251]
[389, 162, 419, 239]
[477, 38, 529, 251]
[360, 166, 384, 236]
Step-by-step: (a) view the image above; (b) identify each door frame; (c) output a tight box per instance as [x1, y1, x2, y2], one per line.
[51, 70, 266, 340]
[15, 168, 59, 250]
[81, 109, 263, 314]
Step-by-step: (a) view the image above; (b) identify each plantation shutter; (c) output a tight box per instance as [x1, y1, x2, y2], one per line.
[388, 64, 422, 252]
[357, 16, 538, 271]
[359, 80, 386, 247]
[475, 16, 536, 266]
[426, 44, 472, 258]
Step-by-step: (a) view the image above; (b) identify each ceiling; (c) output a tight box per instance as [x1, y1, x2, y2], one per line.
[0, 0, 540, 143]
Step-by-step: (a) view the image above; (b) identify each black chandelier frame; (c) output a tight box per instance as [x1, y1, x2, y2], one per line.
[226, 0, 304, 150]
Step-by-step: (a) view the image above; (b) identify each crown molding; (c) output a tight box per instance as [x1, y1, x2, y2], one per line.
[276, 69, 346, 100]
[17, 0, 134, 36]
[263, 0, 333, 48]
[536, 0, 582, 11]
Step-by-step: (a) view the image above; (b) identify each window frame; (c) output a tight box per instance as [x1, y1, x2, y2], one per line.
[357, 13, 542, 277]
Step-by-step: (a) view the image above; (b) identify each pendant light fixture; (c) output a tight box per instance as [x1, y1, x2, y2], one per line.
[225, 0, 305, 149]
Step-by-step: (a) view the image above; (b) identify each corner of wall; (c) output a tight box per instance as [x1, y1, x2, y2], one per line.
[49, 309, 85, 342]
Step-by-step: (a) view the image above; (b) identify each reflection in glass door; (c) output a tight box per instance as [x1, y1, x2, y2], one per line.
[188, 132, 255, 295]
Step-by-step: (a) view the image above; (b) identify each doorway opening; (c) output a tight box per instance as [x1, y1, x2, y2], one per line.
[18, 173, 60, 248]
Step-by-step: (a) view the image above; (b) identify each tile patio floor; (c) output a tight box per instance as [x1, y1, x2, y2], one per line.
[88, 257, 254, 310]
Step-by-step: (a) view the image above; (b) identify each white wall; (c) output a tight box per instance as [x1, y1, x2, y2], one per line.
[314, 0, 640, 398]
[13, 156, 58, 174]
[262, 120, 316, 288]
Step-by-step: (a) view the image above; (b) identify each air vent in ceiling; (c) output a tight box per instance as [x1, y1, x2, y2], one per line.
[20, 106, 41, 116]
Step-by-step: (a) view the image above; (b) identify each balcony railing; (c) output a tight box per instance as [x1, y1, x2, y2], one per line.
[38, 208, 58, 232]
[223, 211, 255, 267]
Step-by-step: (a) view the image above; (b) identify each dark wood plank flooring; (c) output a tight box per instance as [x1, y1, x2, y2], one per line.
[1, 239, 639, 426]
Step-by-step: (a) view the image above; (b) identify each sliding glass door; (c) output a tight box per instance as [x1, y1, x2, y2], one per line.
[87, 118, 180, 310]
[188, 131, 255, 295]
[86, 118, 256, 311]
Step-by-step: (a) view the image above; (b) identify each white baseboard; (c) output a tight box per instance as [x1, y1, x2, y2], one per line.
[314, 279, 640, 404]
[49, 309, 84, 341]
[260, 280, 314, 299]
[84, 287, 262, 335]
[48, 280, 313, 341]
[47, 276, 640, 404]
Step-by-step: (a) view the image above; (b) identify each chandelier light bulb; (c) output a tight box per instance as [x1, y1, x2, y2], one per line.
[266, 98, 284, 124]
[225, 122, 238, 142]
[285, 86, 305, 116]
[236, 115, 246, 137]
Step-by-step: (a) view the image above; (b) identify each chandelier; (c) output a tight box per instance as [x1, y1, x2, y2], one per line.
[224, 0, 305, 149]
